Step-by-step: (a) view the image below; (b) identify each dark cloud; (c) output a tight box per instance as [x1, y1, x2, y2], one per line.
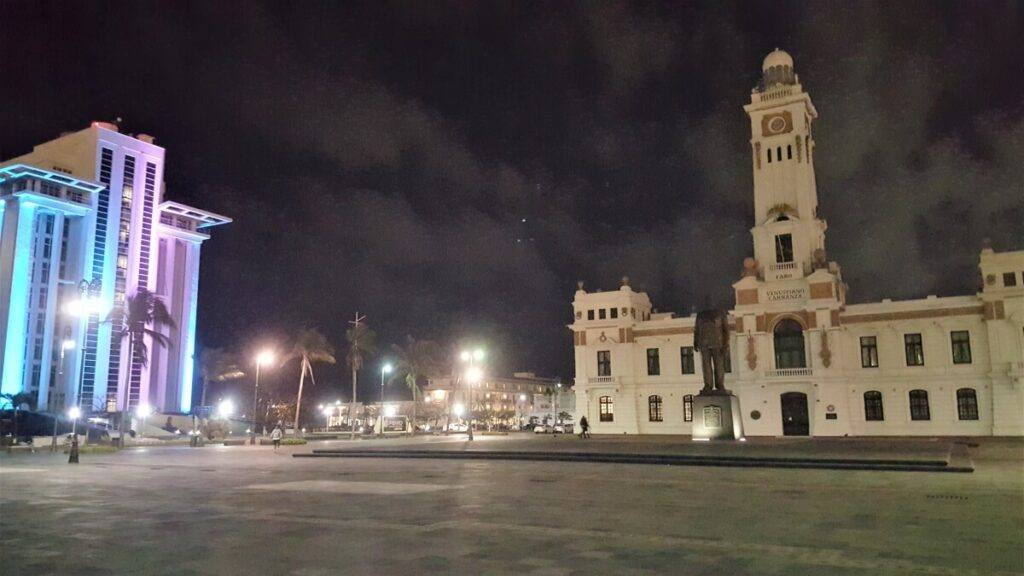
[2, 2, 1021, 400]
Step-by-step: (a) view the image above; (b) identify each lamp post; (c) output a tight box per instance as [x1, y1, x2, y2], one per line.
[134, 403, 153, 447]
[460, 349, 484, 441]
[379, 363, 392, 437]
[67, 278, 102, 413]
[250, 349, 275, 445]
[51, 336, 77, 451]
[67, 406, 81, 464]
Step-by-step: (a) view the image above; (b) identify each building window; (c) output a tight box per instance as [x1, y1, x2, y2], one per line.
[599, 308, 606, 320]
[599, 396, 614, 422]
[860, 336, 879, 368]
[680, 346, 695, 374]
[1003, 272, 1017, 287]
[683, 394, 693, 422]
[863, 391, 884, 421]
[767, 149, 772, 164]
[723, 351, 732, 373]
[909, 389, 930, 421]
[610, 307, 618, 319]
[951, 331, 972, 364]
[646, 348, 660, 376]
[597, 351, 611, 376]
[587, 310, 594, 320]
[774, 319, 806, 369]
[787, 144, 792, 159]
[956, 388, 979, 421]
[904, 334, 924, 366]
[775, 234, 794, 263]
[648, 395, 663, 422]
[776, 146, 782, 162]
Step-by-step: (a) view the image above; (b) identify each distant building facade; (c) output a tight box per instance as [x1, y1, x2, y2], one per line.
[424, 372, 565, 427]
[0, 123, 230, 414]
[570, 51, 1023, 437]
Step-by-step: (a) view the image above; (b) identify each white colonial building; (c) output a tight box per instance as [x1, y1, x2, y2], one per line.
[570, 50, 1023, 437]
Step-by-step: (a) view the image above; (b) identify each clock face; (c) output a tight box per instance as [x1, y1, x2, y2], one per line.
[762, 111, 793, 136]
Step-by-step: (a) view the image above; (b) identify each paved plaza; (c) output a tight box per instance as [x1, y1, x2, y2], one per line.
[1, 435, 1022, 575]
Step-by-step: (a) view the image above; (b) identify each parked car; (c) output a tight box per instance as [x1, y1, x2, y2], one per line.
[552, 424, 565, 434]
[533, 425, 548, 434]
[447, 422, 468, 433]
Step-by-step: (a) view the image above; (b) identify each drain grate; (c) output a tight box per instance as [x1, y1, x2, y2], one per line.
[925, 494, 968, 501]
[530, 478, 557, 483]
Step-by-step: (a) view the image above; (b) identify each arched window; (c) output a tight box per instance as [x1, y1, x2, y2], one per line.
[787, 144, 792, 159]
[683, 394, 693, 422]
[776, 146, 782, 162]
[774, 319, 806, 369]
[767, 149, 772, 164]
[863, 391, 884, 421]
[956, 388, 979, 421]
[599, 396, 614, 422]
[648, 395, 663, 422]
[909, 389, 930, 421]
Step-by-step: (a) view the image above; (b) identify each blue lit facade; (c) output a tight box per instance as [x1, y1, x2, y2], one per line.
[0, 124, 230, 415]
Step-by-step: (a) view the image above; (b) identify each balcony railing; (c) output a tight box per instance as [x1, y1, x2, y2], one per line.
[764, 368, 813, 378]
[769, 261, 797, 271]
[589, 376, 616, 384]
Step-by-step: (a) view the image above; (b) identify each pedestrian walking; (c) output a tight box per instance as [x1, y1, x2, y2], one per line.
[579, 416, 590, 439]
[270, 425, 283, 450]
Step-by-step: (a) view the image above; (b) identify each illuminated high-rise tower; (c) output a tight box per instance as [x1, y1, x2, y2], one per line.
[0, 123, 229, 414]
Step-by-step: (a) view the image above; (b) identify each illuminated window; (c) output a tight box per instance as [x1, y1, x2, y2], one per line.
[956, 388, 978, 420]
[904, 334, 924, 366]
[599, 396, 614, 422]
[774, 319, 805, 369]
[909, 389, 930, 421]
[683, 394, 693, 422]
[863, 391, 884, 421]
[951, 331, 972, 364]
[648, 395, 663, 422]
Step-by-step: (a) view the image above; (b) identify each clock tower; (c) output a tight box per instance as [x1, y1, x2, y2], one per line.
[743, 49, 826, 283]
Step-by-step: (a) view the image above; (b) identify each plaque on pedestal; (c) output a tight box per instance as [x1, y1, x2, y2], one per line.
[691, 392, 744, 441]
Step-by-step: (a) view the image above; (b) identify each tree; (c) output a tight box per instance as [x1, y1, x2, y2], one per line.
[1, 392, 36, 445]
[114, 288, 176, 412]
[345, 321, 377, 426]
[390, 337, 444, 435]
[198, 348, 245, 411]
[285, 328, 336, 434]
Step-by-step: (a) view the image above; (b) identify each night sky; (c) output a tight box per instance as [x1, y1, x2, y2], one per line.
[3, 2, 1022, 401]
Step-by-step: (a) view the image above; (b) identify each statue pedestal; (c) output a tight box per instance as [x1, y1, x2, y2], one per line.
[691, 392, 744, 441]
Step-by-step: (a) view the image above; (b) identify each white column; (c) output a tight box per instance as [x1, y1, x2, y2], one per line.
[0, 199, 37, 395]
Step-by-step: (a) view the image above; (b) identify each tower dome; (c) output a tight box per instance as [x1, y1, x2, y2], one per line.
[760, 48, 796, 88]
[762, 48, 794, 71]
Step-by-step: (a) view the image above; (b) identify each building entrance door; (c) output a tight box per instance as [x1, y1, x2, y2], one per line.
[780, 392, 809, 436]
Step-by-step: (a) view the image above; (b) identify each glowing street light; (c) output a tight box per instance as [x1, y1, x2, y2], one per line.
[250, 348, 276, 445]
[459, 348, 485, 441]
[453, 403, 466, 417]
[379, 363, 393, 437]
[217, 399, 235, 419]
[384, 404, 398, 417]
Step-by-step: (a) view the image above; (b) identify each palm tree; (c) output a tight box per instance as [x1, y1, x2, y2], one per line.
[1, 392, 36, 445]
[390, 337, 444, 435]
[198, 347, 245, 411]
[114, 288, 176, 412]
[345, 322, 377, 428]
[285, 328, 336, 434]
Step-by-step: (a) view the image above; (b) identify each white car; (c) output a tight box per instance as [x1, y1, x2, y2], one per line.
[552, 424, 565, 434]
[448, 423, 468, 433]
[533, 425, 548, 434]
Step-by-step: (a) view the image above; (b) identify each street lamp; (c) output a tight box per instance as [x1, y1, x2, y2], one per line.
[132, 403, 153, 447]
[217, 399, 234, 419]
[462, 353, 484, 441]
[67, 406, 82, 464]
[250, 349, 275, 445]
[379, 363, 392, 436]
[66, 278, 102, 412]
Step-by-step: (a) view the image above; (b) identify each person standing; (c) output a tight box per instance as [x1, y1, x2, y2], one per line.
[579, 416, 590, 439]
[270, 425, 284, 450]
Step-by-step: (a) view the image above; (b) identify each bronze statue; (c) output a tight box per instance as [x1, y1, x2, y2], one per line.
[694, 309, 730, 394]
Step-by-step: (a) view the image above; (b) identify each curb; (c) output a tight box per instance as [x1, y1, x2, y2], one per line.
[294, 449, 973, 473]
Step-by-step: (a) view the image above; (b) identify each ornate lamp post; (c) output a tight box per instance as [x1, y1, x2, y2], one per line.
[250, 349, 275, 445]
